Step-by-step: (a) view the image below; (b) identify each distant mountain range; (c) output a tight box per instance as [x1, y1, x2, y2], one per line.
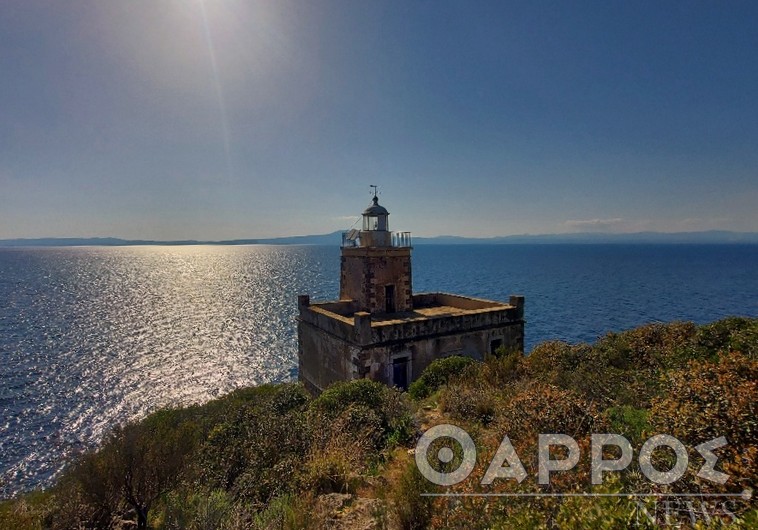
[1, 230, 757, 247]
[414, 230, 758, 245]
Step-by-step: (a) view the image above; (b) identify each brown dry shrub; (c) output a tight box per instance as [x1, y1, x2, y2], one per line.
[497, 382, 606, 438]
[651, 351, 758, 490]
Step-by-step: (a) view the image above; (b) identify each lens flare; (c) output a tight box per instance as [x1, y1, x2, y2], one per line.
[199, 0, 233, 180]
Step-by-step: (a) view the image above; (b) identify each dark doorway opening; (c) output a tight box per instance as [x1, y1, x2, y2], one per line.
[490, 338, 504, 355]
[385, 284, 396, 313]
[392, 357, 409, 390]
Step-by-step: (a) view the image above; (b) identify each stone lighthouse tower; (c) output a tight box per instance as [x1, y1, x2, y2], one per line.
[297, 190, 524, 394]
[339, 190, 413, 314]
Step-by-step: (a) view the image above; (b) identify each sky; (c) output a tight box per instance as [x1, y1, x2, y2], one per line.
[1, 1, 757, 239]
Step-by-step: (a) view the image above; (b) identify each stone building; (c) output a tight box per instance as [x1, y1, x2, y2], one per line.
[297, 193, 525, 394]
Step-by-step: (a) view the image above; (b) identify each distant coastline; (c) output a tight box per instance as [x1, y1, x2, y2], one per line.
[1, 230, 758, 247]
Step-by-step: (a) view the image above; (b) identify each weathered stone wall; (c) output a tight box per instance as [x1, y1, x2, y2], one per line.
[340, 247, 412, 313]
[298, 318, 524, 393]
[299, 306, 354, 341]
[298, 318, 360, 394]
[370, 307, 522, 345]
[313, 300, 359, 316]
[413, 292, 503, 310]
[297, 292, 525, 393]
[354, 322, 523, 386]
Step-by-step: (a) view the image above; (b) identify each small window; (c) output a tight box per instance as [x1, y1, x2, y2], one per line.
[385, 285, 396, 313]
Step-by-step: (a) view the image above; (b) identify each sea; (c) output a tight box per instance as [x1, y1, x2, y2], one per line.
[0, 243, 756, 497]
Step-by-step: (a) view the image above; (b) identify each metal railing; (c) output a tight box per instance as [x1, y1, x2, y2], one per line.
[341, 231, 412, 248]
[392, 231, 412, 248]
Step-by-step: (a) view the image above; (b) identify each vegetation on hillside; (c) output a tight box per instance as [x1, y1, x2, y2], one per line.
[1, 317, 756, 529]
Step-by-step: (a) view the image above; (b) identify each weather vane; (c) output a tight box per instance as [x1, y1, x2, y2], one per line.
[370, 184, 379, 199]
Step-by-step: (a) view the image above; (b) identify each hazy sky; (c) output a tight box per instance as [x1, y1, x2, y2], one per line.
[2, 1, 757, 239]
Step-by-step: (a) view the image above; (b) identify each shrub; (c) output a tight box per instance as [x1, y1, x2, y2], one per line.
[408, 355, 477, 401]
[497, 383, 605, 437]
[310, 403, 383, 455]
[301, 447, 359, 495]
[0, 492, 52, 530]
[651, 351, 758, 486]
[52, 407, 204, 529]
[201, 405, 310, 504]
[251, 494, 313, 530]
[525, 326, 709, 408]
[439, 381, 498, 425]
[389, 463, 433, 530]
[480, 349, 526, 387]
[594, 322, 698, 370]
[154, 489, 233, 530]
[525, 341, 635, 407]
[310, 379, 413, 448]
[304, 403, 385, 493]
[312, 378, 390, 414]
[526, 340, 584, 379]
[3, 318, 754, 529]
[693, 317, 758, 360]
[604, 405, 650, 444]
[554, 477, 653, 530]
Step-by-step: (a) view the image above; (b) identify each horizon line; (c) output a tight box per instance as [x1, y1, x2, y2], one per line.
[2, 229, 758, 244]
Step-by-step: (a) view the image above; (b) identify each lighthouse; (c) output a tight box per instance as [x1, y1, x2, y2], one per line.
[297, 190, 524, 394]
[339, 190, 413, 314]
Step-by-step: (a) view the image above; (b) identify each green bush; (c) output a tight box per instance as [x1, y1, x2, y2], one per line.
[526, 340, 584, 378]
[301, 447, 360, 495]
[312, 378, 391, 414]
[200, 404, 310, 503]
[389, 463, 433, 530]
[439, 381, 498, 425]
[594, 322, 698, 370]
[554, 477, 655, 530]
[605, 405, 650, 444]
[48, 406, 205, 529]
[153, 489, 232, 530]
[525, 341, 635, 407]
[694, 316, 758, 359]
[311, 379, 413, 447]
[408, 355, 477, 400]
[0, 492, 52, 530]
[251, 494, 312, 530]
[305, 403, 385, 492]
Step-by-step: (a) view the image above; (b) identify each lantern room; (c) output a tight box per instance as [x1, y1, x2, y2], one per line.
[362, 195, 389, 232]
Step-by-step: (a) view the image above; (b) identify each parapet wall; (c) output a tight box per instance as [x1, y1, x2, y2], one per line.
[298, 292, 524, 348]
[312, 299, 359, 316]
[368, 303, 522, 345]
[299, 306, 356, 342]
[413, 292, 506, 310]
[298, 291, 526, 393]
